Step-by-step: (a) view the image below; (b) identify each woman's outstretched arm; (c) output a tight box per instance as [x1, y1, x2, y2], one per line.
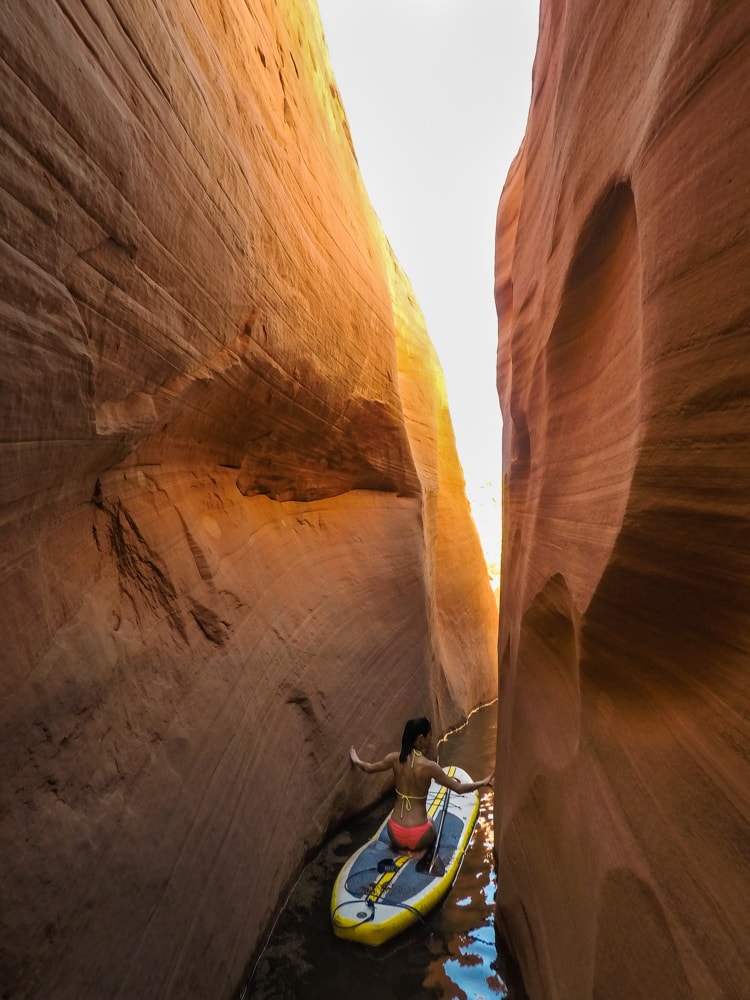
[349, 746, 398, 774]
[426, 759, 494, 794]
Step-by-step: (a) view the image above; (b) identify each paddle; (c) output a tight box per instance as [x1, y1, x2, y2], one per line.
[427, 787, 451, 875]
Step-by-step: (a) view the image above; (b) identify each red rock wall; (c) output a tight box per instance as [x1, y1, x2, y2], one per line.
[495, 1, 750, 998]
[0, 2, 497, 996]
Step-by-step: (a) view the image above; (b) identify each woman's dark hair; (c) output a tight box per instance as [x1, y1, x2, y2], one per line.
[399, 717, 431, 763]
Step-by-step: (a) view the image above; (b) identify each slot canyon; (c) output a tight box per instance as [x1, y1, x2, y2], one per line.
[0, 2, 497, 996]
[495, 1, 750, 998]
[1, 2, 749, 1000]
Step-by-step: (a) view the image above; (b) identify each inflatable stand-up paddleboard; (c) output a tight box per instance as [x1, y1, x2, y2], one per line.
[331, 766, 480, 946]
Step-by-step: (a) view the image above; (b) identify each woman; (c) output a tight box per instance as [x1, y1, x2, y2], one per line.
[349, 716, 494, 855]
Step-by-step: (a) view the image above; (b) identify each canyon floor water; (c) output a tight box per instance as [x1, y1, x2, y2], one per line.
[243, 702, 526, 999]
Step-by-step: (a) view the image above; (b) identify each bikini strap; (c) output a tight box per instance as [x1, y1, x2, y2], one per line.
[395, 788, 427, 818]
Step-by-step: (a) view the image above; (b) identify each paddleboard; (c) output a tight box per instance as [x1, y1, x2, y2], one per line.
[331, 765, 480, 946]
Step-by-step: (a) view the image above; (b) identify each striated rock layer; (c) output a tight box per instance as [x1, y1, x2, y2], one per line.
[0, 2, 497, 996]
[495, 1, 750, 998]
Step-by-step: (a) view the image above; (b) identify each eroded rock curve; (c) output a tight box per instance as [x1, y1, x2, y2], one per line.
[0, 2, 497, 996]
[495, 2, 750, 997]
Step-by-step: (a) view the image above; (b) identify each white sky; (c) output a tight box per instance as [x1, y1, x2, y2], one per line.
[316, 0, 539, 582]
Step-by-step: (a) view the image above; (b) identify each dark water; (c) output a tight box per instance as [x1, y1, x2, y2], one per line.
[243, 702, 526, 999]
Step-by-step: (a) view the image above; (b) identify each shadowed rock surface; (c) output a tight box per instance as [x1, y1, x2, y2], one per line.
[0, 2, 497, 996]
[495, 1, 750, 998]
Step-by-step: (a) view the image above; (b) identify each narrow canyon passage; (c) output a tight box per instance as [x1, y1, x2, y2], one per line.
[2, 1, 749, 998]
[246, 704, 525, 1000]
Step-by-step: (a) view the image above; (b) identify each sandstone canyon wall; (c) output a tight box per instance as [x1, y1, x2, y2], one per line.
[495, 1, 750, 998]
[0, 2, 498, 996]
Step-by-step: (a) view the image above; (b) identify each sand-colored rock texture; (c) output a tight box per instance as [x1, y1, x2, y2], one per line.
[495, 1, 750, 998]
[0, 2, 497, 996]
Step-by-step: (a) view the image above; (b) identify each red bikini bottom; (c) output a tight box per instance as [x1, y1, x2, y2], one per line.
[388, 817, 433, 850]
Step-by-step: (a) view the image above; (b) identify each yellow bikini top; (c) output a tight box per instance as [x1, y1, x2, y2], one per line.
[395, 748, 428, 817]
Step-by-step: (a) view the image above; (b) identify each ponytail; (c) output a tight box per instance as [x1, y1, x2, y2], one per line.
[399, 716, 431, 763]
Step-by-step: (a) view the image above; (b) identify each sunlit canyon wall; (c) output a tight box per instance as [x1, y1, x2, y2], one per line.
[494, 1, 750, 998]
[0, 2, 498, 996]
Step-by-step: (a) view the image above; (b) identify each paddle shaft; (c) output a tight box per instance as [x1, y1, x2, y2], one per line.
[428, 787, 451, 873]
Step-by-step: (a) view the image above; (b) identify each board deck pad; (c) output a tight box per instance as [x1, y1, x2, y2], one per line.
[331, 766, 480, 946]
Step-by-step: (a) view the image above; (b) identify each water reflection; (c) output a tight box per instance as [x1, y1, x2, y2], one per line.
[244, 703, 525, 999]
[420, 708, 513, 1000]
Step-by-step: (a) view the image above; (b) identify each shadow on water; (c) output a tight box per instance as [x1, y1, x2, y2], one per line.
[243, 702, 527, 999]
